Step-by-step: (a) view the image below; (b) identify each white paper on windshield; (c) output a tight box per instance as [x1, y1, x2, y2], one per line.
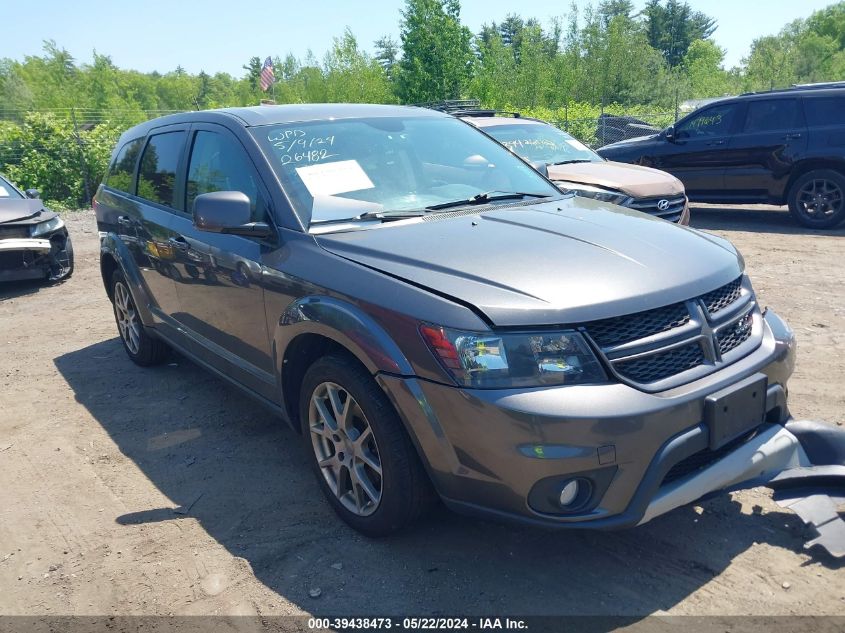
[566, 139, 590, 152]
[0, 186, 9, 197]
[296, 160, 374, 197]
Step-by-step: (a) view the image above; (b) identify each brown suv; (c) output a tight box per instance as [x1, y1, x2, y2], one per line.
[455, 109, 690, 225]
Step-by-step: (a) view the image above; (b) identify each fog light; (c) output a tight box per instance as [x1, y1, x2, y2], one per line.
[559, 480, 579, 507]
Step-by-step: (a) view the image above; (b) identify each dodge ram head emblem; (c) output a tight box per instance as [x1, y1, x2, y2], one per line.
[657, 199, 671, 211]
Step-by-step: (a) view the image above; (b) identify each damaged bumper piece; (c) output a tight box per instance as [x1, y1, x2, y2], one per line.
[0, 235, 73, 282]
[642, 418, 845, 558]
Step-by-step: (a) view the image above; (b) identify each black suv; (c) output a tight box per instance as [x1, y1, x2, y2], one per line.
[598, 83, 845, 229]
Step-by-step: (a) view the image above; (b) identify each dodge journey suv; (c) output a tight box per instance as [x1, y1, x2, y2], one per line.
[95, 104, 809, 536]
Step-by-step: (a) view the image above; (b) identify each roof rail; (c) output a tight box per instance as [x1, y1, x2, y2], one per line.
[416, 99, 481, 113]
[739, 80, 845, 97]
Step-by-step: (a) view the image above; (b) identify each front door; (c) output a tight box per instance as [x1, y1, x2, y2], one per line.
[168, 124, 275, 396]
[650, 102, 742, 198]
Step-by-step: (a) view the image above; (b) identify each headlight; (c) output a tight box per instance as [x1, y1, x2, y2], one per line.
[554, 181, 631, 206]
[30, 216, 64, 237]
[420, 325, 607, 389]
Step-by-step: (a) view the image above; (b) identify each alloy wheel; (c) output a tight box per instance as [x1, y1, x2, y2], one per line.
[797, 178, 843, 221]
[308, 381, 383, 516]
[114, 282, 141, 355]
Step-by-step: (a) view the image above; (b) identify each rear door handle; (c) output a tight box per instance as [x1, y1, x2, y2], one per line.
[117, 215, 132, 226]
[167, 236, 189, 250]
[706, 140, 726, 146]
[784, 133, 802, 140]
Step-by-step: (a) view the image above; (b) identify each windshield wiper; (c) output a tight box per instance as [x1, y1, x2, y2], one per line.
[549, 159, 594, 165]
[425, 191, 550, 211]
[310, 210, 426, 225]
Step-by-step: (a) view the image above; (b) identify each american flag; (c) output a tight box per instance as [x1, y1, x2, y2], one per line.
[259, 56, 275, 92]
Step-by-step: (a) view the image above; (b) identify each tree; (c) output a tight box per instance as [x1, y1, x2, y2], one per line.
[642, 0, 717, 67]
[374, 35, 400, 81]
[396, 0, 474, 103]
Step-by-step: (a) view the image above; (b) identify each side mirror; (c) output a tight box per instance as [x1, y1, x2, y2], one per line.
[530, 161, 549, 178]
[25, 188, 40, 199]
[664, 126, 675, 142]
[193, 191, 272, 238]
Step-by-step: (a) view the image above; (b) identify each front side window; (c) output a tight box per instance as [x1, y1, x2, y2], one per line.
[186, 131, 266, 222]
[742, 99, 799, 133]
[105, 138, 144, 193]
[677, 104, 737, 138]
[137, 131, 186, 208]
[804, 96, 845, 127]
[252, 115, 559, 229]
[481, 122, 601, 165]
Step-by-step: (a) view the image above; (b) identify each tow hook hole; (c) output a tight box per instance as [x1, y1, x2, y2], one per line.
[723, 406, 728, 413]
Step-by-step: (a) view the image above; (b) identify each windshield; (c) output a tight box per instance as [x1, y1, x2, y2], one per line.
[482, 122, 602, 165]
[252, 115, 559, 229]
[0, 176, 24, 199]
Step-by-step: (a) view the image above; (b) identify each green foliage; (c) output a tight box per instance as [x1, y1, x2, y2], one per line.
[396, 0, 474, 102]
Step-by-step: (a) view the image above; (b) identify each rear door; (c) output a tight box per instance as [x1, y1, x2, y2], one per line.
[167, 123, 276, 396]
[650, 102, 741, 197]
[722, 97, 806, 202]
[803, 93, 845, 158]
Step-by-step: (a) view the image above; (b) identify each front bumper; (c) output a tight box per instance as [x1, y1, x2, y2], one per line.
[379, 309, 798, 528]
[0, 232, 72, 282]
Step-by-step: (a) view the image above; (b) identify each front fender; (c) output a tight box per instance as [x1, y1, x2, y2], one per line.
[100, 232, 155, 327]
[275, 295, 415, 378]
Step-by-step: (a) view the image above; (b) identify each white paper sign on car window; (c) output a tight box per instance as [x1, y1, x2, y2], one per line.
[295, 160, 375, 197]
[566, 139, 590, 152]
[0, 186, 9, 197]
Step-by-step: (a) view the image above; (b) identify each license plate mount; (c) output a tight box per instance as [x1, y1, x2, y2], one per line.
[704, 373, 768, 451]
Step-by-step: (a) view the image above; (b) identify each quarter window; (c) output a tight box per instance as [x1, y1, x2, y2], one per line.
[804, 97, 845, 127]
[742, 99, 799, 133]
[137, 132, 186, 208]
[106, 138, 144, 193]
[186, 131, 266, 222]
[677, 104, 737, 138]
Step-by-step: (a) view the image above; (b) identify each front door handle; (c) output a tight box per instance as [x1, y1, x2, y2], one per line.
[167, 236, 189, 250]
[706, 140, 726, 146]
[784, 133, 802, 140]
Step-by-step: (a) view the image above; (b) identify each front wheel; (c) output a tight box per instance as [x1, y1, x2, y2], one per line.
[111, 270, 170, 366]
[299, 355, 434, 536]
[788, 169, 845, 229]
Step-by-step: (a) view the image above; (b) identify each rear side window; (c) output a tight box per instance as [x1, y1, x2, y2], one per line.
[742, 99, 799, 133]
[804, 97, 845, 127]
[137, 131, 186, 208]
[186, 130, 267, 221]
[105, 138, 144, 193]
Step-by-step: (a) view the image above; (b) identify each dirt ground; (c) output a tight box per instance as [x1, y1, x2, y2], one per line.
[0, 205, 843, 619]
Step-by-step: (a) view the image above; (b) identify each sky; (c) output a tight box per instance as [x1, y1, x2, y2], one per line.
[0, 0, 837, 76]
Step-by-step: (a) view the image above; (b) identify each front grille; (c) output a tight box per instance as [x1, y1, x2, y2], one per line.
[0, 226, 30, 239]
[580, 276, 759, 389]
[584, 303, 690, 347]
[702, 277, 742, 315]
[625, 194, 686, 222]
[717, 311, 753, 355]
[662, 428, 760, 486]
[614, 342, 705, 383]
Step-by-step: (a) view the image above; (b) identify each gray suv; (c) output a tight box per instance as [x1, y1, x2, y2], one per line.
[94, 104, 808, 536]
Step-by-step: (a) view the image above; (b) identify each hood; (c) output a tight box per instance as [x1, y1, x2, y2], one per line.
[316, 198, 743, 327]
[601, 133, 659, 148]
[0, 199, 51, 224]
[547, 160, 684, 198]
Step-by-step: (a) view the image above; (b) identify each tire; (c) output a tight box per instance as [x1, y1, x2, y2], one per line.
[787, 169, 845, 229]
[47, 234, 74, 283]
[110, 270, 170, 366]
[299, 355, 434, 536]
